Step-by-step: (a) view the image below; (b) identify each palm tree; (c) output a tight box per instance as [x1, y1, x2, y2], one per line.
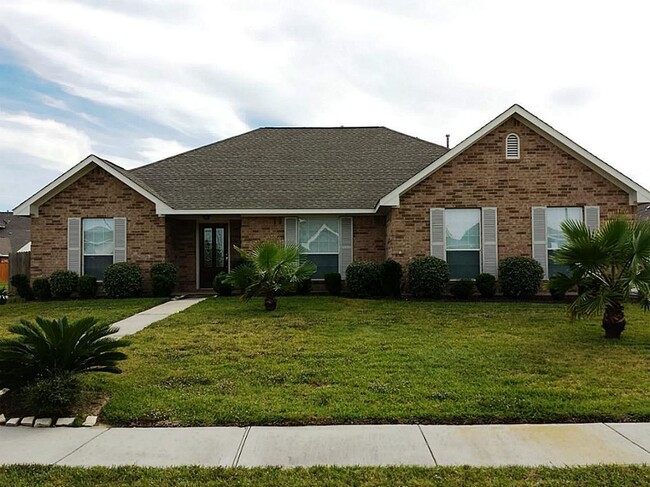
[548, 218, 650, 338]
[0, 316, 129, 388]
[225, 241, 316, 310]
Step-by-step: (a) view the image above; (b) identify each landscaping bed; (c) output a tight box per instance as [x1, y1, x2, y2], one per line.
[92, 296, 650, 426]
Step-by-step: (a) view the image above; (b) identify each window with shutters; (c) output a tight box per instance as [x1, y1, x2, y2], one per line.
[547, 207, 582, 277]
[445, 209, 481, 279]
[298, 217, 340, 279]
[82, 218, 114, 281]
[505, 133, 520, 159]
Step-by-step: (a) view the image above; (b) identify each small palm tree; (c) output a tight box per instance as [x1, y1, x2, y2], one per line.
[0, 316, 129, 389]
[548, 218, 650, 338]
[225, 241, 316, 310]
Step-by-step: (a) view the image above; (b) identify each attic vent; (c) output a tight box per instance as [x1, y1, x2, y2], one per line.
[505, 133, 520, 159]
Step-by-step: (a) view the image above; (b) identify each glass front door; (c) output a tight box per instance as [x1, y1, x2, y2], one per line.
[199, 224, 228, 288]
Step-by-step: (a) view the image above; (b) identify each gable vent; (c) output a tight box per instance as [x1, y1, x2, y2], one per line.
[506, 133, 520, 159]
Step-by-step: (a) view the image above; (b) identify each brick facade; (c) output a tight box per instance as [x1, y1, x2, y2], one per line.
[240, 216, 285, 249]
[353, 215, 386, 262]
[386, 117, 633, 268]
[31, 166, 166, 287]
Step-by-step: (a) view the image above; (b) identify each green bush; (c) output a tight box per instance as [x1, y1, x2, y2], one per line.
[150, 262, 178, 297]
[450, 279, 475, 299]
[476, 273, 497, 298]
[296, 279, 312, 295]
[0, 316, 129, 389]
[32, 278, 51, 300]
[23, 372, 81, 417]
[49, 271, 79, 299]
[213, 272, 233, 296]
[324, 272, 342, 296]
[345, 261, 381, 297]
[10, 274, 33, 301]
[380, 259, 403, 297]
[407, 257, 449, 298]
[103, 262, 143, 298]
[78, 275, 98, 299]
[499, 257, 544, 298]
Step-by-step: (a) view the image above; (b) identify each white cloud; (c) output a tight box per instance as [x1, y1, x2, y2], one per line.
[136, 137, 192, 162]
[0, 110, 92, 170]
[0, 0, 649, 194]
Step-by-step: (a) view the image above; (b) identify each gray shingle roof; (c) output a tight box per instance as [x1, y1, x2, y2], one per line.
[129, 127, 448, 210]
[0, 212, 30, 255]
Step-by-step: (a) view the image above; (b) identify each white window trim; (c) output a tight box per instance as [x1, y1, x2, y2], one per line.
[82, 218, 115, 282]
[298, 216, 341, 281]
[444, 208, 482, 280]
[506, 133, 520, 160]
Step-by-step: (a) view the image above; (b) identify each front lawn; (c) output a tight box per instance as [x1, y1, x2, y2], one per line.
[93, 296, 650, 426]
[0, 298, 166, 338]
[2, 465, 649, 486]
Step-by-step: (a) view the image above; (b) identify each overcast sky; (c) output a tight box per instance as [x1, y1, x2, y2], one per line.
[1, 0, 649, 210]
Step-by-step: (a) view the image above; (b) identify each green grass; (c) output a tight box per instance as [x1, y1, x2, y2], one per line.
[92, 296, 650, 426]
[0, 298, 166, 338]
[1, 465, 649, 486]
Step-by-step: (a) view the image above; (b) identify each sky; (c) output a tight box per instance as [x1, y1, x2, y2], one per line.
[1, 0, 649, 210]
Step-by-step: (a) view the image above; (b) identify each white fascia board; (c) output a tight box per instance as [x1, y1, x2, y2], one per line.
[159, 208, 377, 216]
[13, 155, 173, 216]
[378, 104, 650, 206]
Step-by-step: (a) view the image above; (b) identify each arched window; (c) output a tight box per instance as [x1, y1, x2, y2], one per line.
[505, 133, 520, 159]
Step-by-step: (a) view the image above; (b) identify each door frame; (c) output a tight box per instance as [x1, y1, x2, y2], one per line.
[196, 221, 231, 289]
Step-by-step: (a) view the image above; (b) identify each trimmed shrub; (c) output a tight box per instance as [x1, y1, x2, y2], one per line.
[380, 259, 403, 297]
[407, 257, 449, 298]
[103, 262, 143, 298]
[150, 262, 178, 297]
[476, 273, 497, 298]
[213, 272, 233, 296]
[49, 271, 79, 299]
[499, 256, 544, 298]
[296, 279, 312, 295]
[32, 278, 51, 300]
[346, 261, 381, 297]
[10, 274, 33, 301]
[450, 279, 475, 299]
[324, 272, 342, 296]
[23, 372, 81, 417]
[78, 275, 98, 299]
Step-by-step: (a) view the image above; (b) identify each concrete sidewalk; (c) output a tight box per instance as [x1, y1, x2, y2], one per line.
[1, 423, 649, 467]
[112, 298, 205, 337]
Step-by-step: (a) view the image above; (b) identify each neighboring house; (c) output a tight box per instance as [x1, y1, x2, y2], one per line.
[0, 212, 31, 284]
[14, 105, 650, 291]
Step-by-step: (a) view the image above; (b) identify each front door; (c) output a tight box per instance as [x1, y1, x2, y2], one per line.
[199, 224, 228, 288]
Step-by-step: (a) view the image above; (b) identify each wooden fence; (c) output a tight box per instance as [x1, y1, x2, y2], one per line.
[0, 258, 7, 285]
[8, 251, 30, 288]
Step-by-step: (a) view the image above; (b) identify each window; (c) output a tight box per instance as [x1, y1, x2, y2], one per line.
[506, 133, 520, 159]
[83, 218, 114, 280]
[298, 217, 339, 279]
[547, 207, 582, 277]
[445, 209, 481, 279]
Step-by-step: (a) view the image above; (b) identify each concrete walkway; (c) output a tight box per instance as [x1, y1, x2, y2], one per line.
[1, 423, 649, 467]
[112, 298, 205, 337]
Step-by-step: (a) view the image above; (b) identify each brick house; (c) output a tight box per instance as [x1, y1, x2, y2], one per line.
[14, 105, 650, 292]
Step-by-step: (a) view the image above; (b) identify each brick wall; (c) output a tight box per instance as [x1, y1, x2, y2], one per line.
[386, 117, 633, 267]
[353, 215, 386, 261]
[240, 216, 285, 249]
[166, 218, 196, 291]
[31, 166, 166, 288]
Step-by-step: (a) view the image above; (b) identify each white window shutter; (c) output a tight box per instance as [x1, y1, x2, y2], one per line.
[284, 217, 298, 246]
[339, 217, 353, 279]
[531, 207, 548, 279]
[481, 207, 498, 277]
[67, 217, 81, 274]
[584, 206, 600, 232]
[430, 208, 446, 260]
[114, 217, 127, 263]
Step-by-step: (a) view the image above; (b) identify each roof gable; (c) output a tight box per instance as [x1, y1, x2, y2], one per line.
[378, 105, 650, 206]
